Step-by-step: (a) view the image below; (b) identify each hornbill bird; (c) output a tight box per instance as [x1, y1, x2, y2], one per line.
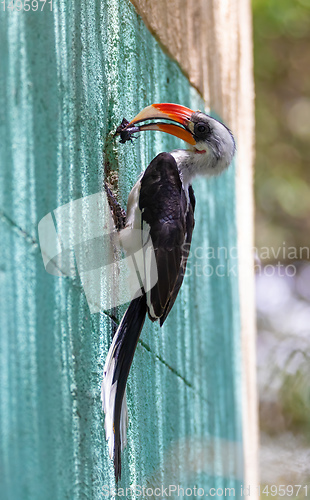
[101, 103, 236, 480]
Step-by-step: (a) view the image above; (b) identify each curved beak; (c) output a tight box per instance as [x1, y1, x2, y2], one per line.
[125, 103, 196, 146]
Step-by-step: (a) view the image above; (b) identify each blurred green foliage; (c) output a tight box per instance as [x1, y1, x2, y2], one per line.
[280, 367, 310, 437]
[253, 0, 310, 257]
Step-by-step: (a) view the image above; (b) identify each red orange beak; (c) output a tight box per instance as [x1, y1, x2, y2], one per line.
[125, 103, 196, 146]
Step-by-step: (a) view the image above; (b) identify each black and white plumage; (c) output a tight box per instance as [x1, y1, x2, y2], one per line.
[102, 103, 236, 481]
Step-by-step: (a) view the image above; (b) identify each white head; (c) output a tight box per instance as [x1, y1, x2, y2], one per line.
[172, 111, 235, 181]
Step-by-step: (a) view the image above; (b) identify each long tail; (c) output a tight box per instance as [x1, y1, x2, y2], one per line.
[101, 294, 147, 481]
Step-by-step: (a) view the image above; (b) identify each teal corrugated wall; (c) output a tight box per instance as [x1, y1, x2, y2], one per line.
[0, 0, 242, 498]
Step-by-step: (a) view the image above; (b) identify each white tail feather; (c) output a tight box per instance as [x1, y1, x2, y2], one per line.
[101, 327, 128, 458]
[101, 296, 146, 480]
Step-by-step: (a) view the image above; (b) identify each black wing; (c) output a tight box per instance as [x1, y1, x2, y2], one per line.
[139, 152, 195, 323]
[158, 184, 195, 325]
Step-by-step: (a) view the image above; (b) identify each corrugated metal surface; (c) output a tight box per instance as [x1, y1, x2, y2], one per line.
[0, 0, 242, 497]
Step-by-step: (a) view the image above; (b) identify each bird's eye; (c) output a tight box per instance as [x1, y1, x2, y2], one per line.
[194, 122, 211, 138]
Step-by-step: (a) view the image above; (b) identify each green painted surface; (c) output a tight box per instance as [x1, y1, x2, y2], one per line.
[0, 0, 242, 498]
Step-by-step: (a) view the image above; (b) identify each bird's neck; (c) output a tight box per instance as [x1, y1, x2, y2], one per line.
[170, 149, 216, 185]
